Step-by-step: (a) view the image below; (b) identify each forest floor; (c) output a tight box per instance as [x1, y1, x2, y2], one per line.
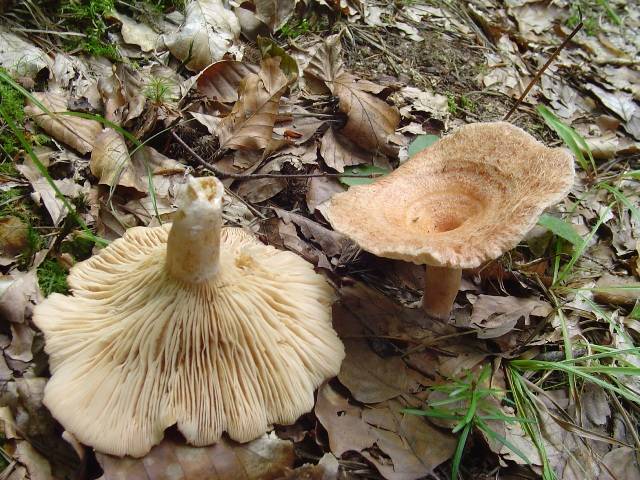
[0, 1, 639, 479]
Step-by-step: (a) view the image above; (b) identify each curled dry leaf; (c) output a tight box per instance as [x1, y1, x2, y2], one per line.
[217, 57, 288, 151]
[108, 11, 159, 52]
[25, 91, 102, 154]
[197, 60, 259, 103]
[91, 129, 144, 192]
[162, 0, 241, 72]
[96, 433, 295, 480]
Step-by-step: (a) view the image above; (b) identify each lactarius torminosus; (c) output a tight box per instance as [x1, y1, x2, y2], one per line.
[34, 176, 345, 457]
[324, 122, 574, 320]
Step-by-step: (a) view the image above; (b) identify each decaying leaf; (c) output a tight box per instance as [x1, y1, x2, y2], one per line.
[91, 128, 144, 191]
[601, 447, 640, 480]
[306, 175, 344, 214]
[16, 148, 85, 226]
[254, 0, 297, 31]
[274, 208, 350, 258]
[96, 433, 295, 480]
[109, 11, 159, 52]
[217, 57, 288, 151]
[593, 273, 640, 307]
[0, 271, 40, 325]
[315, 384, 456, 480]
[303, 34, 345, 95]
[332, 72, 399, 156]
[0, 216, 28, 265]
[162, 0, 241, 72]
[320, 127, 380, 172]
[236, 177, 286, 203]
[468, 294, 553, 339]
[197, 60, 259, 102]
[0, 27, 51, 78]
[25, 90, 102, 154]
[338, 338, 414, 403]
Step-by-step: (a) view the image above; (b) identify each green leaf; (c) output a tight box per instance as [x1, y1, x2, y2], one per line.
[538, 214, 583, 247]
[537, 105, 596, 174]
[408, 134, 439, 157]
[631, 302, 640, 320]
[338, 165, 389, 187]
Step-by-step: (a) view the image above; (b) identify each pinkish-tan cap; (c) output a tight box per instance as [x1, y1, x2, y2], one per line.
[325, 122, 575, 269]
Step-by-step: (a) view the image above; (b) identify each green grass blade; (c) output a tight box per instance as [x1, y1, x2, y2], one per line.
[451, 421, 472, 480]
[538, 213, 583, 247]
[537, 105, 596, 174]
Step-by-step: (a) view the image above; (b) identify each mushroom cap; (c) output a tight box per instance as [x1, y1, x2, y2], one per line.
[324, 122, 574, 269]
[33, 225, 344, 457]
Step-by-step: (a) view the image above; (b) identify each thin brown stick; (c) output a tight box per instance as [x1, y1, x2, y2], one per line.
[172, 132, 384, 180]
[503, 21, 583, 121]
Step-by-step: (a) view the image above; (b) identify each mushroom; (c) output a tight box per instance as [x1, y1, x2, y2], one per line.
[34, 176, 345, 457]
[324, 122, 574, 320]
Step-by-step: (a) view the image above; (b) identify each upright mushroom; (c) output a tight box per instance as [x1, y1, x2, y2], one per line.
[324, 122, 574, 320]
[34, 176, 344, 457]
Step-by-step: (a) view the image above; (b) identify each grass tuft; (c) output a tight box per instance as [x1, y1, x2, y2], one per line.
[37, 258, 69, 296]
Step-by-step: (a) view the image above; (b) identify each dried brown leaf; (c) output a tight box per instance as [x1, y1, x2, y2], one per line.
[217, 57, 288, 151]
[236, 177, 286, 203]
[333, 72, 400, 156]
[109, 11, 159, 52]
[0, 216, 28, 265]
[593, 274, 640, 307]
[315, 384, 455, 480]
[338, 338, 414, 403]
[0, 271, 40, 324]
[315, 384, 376, 456]
[274, 208, 349, 258]
[17, 149, 85, 227]
[303, 34, 345, 95]
[162, 0, 241, 72]
[91, 129, 144, 192]
[320, 128, 377, 172]
[97, 433, 295, 480]
[306, 175, 344, 214]
[25, 91, 102, 154]
[601, 447, 640, 480]
[254, 0, 296, 31]
[469, 294, 552, 339]
[197, 60, 259, 102]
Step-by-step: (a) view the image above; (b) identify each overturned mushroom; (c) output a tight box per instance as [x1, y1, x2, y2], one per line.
[34, 176, 344, 457]
[325, 122, 574, 320]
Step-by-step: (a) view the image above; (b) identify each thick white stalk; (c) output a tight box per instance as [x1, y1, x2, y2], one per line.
[166, 176, 223, 283]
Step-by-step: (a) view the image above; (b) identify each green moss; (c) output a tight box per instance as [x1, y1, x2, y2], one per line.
[37, 259, 69, 297]
[60, 0, 121, 61]
[60, 233, 95, 261]
[0, 68, 26, 160]
[279, 18, 312, 39]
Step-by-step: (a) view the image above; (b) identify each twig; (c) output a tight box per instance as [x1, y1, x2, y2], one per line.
[503, 21, 583, 121]
[172, 132, 384, 180]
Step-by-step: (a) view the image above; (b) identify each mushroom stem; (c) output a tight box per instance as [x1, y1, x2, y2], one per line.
[422, 266, 462, 320]
[166, 177, 224, 283]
